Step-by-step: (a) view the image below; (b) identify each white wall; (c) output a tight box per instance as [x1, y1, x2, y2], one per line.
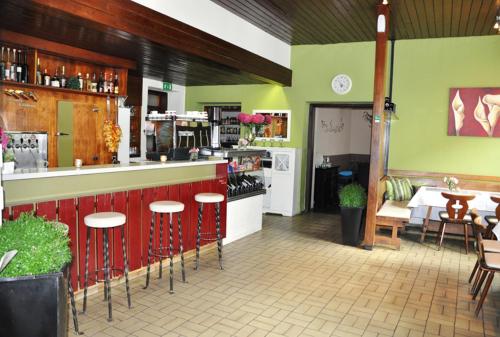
[138, 78, 186, 160]
[131, 0, 291, 68]
[349, 110, 372, 154]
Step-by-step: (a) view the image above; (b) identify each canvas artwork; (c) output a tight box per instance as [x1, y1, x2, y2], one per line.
[448, 88, 500, 137]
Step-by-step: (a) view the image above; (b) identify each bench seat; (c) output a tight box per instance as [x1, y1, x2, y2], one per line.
[375, 200, 411, 249]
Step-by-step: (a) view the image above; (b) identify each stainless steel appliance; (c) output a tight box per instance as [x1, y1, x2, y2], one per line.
[6, 131, 48, 169]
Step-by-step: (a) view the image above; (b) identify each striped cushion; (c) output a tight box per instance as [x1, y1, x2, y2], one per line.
[386, 177, 414, 201]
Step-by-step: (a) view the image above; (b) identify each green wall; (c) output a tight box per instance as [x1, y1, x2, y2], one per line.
[186, 35, 500, 210]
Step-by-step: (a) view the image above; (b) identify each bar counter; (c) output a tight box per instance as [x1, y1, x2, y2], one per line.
[2, 159, 228, 291]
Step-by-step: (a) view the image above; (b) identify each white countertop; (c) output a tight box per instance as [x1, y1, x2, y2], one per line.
[2, 159, 227, 181]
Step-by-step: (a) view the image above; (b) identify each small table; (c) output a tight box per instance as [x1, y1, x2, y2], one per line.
[407, 186, 498, 242]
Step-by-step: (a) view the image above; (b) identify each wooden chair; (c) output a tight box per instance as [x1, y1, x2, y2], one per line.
[468, 212, 500, 316]
[437, 192, 475, 253]
[485, 195, 500, 229]
[468, 211, 500, 289]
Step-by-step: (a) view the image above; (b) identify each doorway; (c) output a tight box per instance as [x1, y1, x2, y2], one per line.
[305, 103, 373, 213]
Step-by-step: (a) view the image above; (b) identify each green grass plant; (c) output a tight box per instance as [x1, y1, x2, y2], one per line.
[339, 183, 367, 208]
[0, 213, 72, 278]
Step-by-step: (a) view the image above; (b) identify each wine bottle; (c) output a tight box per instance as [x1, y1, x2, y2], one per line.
[85, 73, 92, 91]
[43, 68, 51, 86]
[98, 72, 104, 93]
[113, 73, 119, 95]
[50, 67, 60, 87]
[4, 47, 10, 80]
[77, 72, 83, 90]
[16, 49, 22, 82]
[60, 65, 67, 88]
[0, 46, 5, 81]
[21, 49, 28, 83]
[36, 58, 41, 85]
[91, 72, 97, 92]
[10, 48, 16, 81]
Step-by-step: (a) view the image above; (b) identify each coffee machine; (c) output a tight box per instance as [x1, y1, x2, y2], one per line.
[6, 131, 48, 169]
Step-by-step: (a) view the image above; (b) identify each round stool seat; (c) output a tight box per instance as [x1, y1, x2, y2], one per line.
[149, 201, 185, 213]
[195, 193, 224, 203]
[84, 212, 126, 229]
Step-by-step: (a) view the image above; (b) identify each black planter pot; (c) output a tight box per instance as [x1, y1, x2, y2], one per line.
[0, 267, 69, 337]
[340, 206, 365, 246]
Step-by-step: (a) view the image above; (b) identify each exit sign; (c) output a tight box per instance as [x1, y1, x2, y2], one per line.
[163, 82, 173, 91]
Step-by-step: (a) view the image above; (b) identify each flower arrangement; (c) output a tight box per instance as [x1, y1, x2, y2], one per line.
[0, 127, 14, 163]
[189, 147, 199, 161]
[443, 176, 459, 192]
[237, 113, 272, 146]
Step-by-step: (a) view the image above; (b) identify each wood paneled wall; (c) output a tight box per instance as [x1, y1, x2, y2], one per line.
[0, 82, 117, 167]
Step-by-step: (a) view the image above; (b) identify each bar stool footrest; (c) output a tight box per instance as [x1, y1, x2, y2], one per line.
[151, 246, 181, 258]
[88, 267, 127, 283]
[199, 232, 220, 242]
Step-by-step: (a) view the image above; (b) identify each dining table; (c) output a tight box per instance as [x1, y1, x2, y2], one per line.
[407, 186, 499, 242]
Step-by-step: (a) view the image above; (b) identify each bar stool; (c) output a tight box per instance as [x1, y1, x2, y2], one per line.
[144, 201, 186, 294]
[194, 193, 224, 270]
[82, 212, 131, 322]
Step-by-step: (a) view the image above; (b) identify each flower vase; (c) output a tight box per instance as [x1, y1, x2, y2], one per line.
[244, 126, 256, 146]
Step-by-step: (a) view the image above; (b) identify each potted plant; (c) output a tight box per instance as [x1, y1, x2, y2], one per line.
[0, 213, 72, 337]
[1, 128, 15, 174]
[339, 183, 367, 246]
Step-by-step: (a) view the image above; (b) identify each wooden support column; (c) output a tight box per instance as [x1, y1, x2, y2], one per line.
[363, 2, 390, 249]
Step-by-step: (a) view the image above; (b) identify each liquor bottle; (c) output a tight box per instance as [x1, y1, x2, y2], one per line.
[91, 72, 97, 92]
[16, 49, 22, 82]
[21, 50, 28, 83]
[50, 67, 60, 87]
[60, 65, 67, 88]
[10, 48, 16, 81]
[108, 73, 114, 94]
[77, 72, 83, 90]
[85, 73, 92, 91]
[103, 72, 109, 93]
[5, 47, 10, 80]
[98, 72, 104, 93]
[43, 68, 51, 86]
[36, 58, 41, 85]
[0, 47, 5, 81]
[113, 73, 119, 95]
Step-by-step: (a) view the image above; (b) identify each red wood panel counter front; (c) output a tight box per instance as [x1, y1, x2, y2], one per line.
[2, 161, 227, 290]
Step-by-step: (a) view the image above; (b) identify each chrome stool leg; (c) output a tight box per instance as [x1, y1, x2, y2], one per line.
[195, 203, 203, 270]
[178, 213, 186, 282]
[103, 229, 112, 321]
[215, 202, 223, 270]
[68, 272, 82, 335]
[158, 213, 164, 279]
[121, 226, 132, 309]
[82, 227, 91, 314]
[144, 213, 155, 289]
[169, 213, 174, 293]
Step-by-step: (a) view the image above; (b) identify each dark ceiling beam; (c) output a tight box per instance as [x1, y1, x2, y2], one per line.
[0, 0, 291, 86]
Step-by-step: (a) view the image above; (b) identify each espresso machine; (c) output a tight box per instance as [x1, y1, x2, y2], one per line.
[6, 131, 48, 169]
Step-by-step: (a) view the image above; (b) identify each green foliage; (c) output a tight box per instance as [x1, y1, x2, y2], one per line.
[0, 213, 72, 278]
[3, 149, 15, 162]
[339, 183, 367, 208]
[67, 76, 80, 90]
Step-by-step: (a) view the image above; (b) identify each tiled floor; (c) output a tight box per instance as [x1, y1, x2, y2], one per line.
[72, 212, 500, 337]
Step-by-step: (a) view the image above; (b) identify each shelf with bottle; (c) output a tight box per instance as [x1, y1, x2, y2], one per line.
[0, 41, 128, 97]
[0, 44, 32, 84]
[227, 171, 265, 201]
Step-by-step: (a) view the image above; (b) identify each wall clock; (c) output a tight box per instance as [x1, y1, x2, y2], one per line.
[331, 74, 352, 95]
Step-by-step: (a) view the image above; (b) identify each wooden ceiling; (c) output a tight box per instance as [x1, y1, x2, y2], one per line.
[0, 0, 291, 86]
[211, 0, 499, 44]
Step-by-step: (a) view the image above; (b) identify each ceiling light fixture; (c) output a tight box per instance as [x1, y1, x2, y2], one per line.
[382, 0, 389, 5]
